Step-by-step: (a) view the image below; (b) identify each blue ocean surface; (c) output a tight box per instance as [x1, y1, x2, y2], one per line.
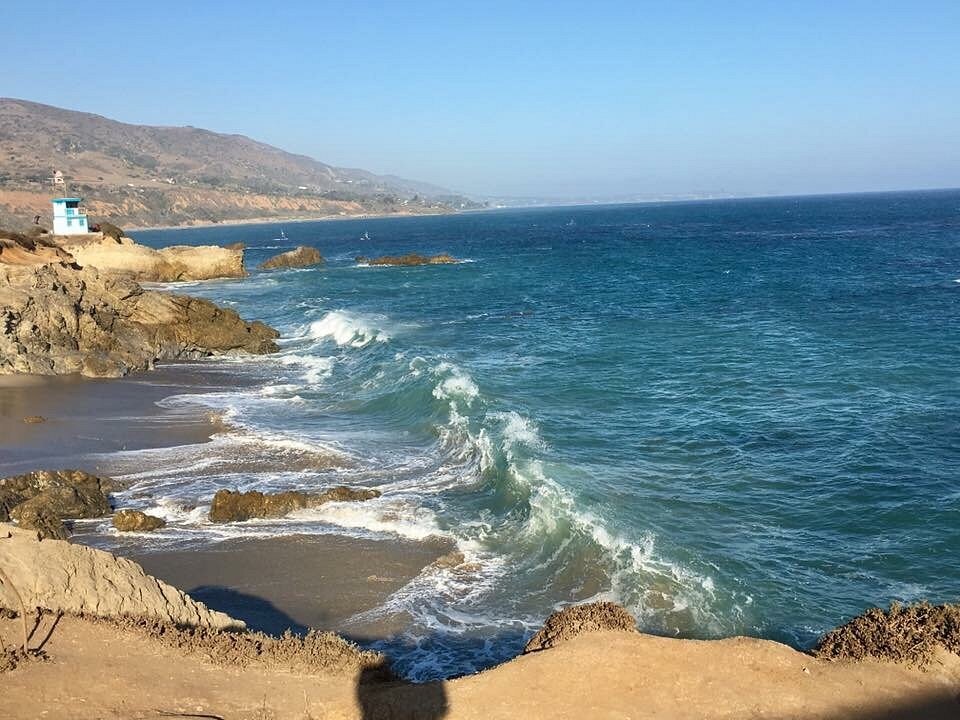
[103, 190, 959, 679]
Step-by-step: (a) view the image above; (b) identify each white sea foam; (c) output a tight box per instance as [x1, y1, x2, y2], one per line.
[489, 411, 544, 458]
[291, 497, 447, 542]
[432, 370, 480, 404]
[276, 353, 336, 384]
[305, 310, 391, 347]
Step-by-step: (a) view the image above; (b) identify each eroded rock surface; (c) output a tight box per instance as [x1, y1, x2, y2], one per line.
[815, 601, 960, 666]
[209, 486, 381, 523]
[64, 235, 247, 282]
[523, 601, 637, 653]
[0, 523, 242, 630]
[112, 510, 166, 532]
[259, 245, 324, 270]
[0, 262, 278, 377]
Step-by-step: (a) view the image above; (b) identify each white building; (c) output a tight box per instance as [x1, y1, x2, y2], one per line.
[51, 197, 89, 235]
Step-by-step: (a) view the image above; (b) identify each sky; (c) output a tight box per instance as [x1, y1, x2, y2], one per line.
[3, 1, 959, 199]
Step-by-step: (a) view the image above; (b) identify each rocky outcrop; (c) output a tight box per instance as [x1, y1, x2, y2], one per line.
[259, 246, 324, 270]
[523, 601, 637, 653]
[815, 601, 960, 666]
[0, 470, 115, 539]
[64, 234, 247, 282]
[112, 510, 166, 532]
[0, 523, 242, 630]
[356, 253, 457, 266]
[0, 261, 279, 377]
[0, 229, 74, 266]
[209, 486, 381, 523]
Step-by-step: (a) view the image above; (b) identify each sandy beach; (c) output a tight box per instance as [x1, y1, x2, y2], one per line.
[0, 364, 249, 474]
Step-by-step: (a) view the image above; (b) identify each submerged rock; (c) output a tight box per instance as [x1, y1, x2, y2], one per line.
[112, 509, 167, 532]
[356, 253, 457, 266]
[209, 486, 381, 523]
[523, 601, 637, 653]
[22, 415, 46, 424]
[259, 246, 324, 270]
[0, 469, 116, 539]
[0, 262, 279, 377]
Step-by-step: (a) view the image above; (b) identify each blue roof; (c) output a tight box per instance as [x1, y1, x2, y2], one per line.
[52, 197, 82, 203]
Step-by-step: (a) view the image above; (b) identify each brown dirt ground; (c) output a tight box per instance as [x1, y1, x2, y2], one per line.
[3, 613, 960, 719]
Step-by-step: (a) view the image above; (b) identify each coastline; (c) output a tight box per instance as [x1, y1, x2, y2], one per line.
[0, 361, 456, 644]
[125, 206, 458, 232]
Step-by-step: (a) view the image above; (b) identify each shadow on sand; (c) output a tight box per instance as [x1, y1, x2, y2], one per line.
[356, 666, 448, 720]
[186, 585, 309, 635]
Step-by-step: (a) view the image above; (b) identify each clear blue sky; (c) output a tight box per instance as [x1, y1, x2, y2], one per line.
[4, 1, 959, 198]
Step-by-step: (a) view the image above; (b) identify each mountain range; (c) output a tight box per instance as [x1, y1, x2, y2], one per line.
[0, 98, 479, 229]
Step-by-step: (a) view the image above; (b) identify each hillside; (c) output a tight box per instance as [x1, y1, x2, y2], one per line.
[0, 98, 480, 228]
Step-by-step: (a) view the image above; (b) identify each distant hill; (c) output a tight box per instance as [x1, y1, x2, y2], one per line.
[0, 98, 480, 229]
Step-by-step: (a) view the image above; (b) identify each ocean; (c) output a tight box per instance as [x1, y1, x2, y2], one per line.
[91, 190, 960, 680]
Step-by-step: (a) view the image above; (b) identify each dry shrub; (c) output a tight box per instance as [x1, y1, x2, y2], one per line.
[815, 601, 960, 666]
[96, 615, 390, 677]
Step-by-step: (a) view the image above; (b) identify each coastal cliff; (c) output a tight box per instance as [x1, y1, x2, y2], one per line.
[0, 261, 277, 377]
[0, 228, 277, 377]
[62, 233, 247, 282]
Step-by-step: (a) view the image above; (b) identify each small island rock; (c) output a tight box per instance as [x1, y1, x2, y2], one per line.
[356, 253, 457, 266]
[259, 246, 324, 270]
[112, 509, 167, 532]
[209, 486, 380, 523]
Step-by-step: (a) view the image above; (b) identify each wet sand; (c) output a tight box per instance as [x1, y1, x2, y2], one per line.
[1, 361, 452, 643]
[0, 363, 254, 474]
[125, 533, 453, 639]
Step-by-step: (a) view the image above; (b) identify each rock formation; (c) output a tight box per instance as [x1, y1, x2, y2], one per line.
[0, 470, 116, 539]
[0, 229, 74, 266]
[63, 234, 247, 282]
[356, 253, 457, 266]
[0, 522, 242, 630]
[259, 245, 324, 270]
[523, 601, 637, 653]
[112, 510, 167, 532]
[209, 486, 381, 522]
[0, 261, 279, 377]
[815, 601, 960, 665]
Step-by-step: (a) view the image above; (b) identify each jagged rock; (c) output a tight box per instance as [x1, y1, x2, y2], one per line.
[815, 601, 960, 666]
[112, 510, 166, 532]
[259, 246, 324, 270]
[224, 241, 246, 251]
[209, 486, 381, 523]
[98, 222, 125, 241]
[0, 262, 279, 377]
[356, 253, 457, 266]
[8, 504, 68, 540]
[64, 235, 248, 281]
[0, 469, 115, 539]
[0, 522, 242, 630]
[523, 601, 637, 653]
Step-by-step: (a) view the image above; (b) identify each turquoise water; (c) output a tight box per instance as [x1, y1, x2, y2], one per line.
[123, 191, 959, 679]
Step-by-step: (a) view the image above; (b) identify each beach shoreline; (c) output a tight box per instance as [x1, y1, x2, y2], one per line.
[125, 206, 459, 233]
[0, 361, 457, 646]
